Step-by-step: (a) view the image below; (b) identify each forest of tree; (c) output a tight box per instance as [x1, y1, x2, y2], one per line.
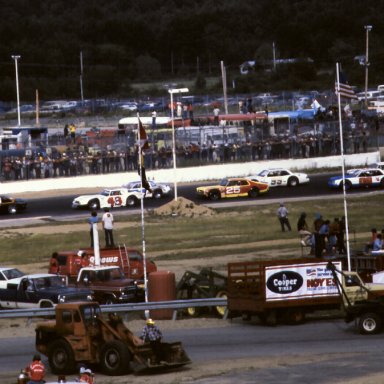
[0, 0, 383, 101]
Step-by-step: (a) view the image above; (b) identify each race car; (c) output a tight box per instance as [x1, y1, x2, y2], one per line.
[0, 195, 27, 214]
[71, 188, 144, 210]
[196, 177, 269, 200]
[248, 168, 310, 187]
[328, 168, 384, 190]
[122, 180, 172, 199]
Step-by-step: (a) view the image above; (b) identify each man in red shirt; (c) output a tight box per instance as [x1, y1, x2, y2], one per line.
[25, 354, 45, 384]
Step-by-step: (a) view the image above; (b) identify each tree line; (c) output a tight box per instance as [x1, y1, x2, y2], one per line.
[0, 0, 383, 101]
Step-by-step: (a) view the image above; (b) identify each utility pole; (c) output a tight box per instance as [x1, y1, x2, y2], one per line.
[364, 25, 373, 107]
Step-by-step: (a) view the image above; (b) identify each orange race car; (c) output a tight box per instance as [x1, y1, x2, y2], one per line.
[196, 177, 269, 201]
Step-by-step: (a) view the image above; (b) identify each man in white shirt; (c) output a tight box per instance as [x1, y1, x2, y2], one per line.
[102, 208, 115, 248]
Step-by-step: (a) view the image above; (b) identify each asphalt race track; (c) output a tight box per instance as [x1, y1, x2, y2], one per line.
[0, 171, 381, 226]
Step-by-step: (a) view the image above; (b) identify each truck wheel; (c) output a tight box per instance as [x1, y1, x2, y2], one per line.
[282, 309, 306, 325]
[358, 312, 382, 334]
[215, 291, 227, 318]
[100, 340, 131, 375]
[48, 339, 76, 374]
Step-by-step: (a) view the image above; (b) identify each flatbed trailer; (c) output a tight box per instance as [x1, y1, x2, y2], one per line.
[227, 258, 342, 325]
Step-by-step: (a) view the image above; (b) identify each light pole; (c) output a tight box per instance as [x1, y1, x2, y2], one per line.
[11, 55, 21, 127]
[168, 87, 189, 201]
[364, 25, 372, 107]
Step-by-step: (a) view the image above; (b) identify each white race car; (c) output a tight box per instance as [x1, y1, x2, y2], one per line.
[248, 168, 310, 187]
[71, 188, 144, 210]
[328, 168, 384, 190]
[122, 180, 172, 199]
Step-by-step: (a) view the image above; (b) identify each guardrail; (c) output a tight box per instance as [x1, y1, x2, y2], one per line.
[0, 298, 228, 320]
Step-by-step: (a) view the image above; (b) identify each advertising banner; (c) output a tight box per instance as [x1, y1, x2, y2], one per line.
[265, 261, 341, 301]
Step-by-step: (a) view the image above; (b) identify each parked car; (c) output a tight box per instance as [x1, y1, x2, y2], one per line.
[328, 168, 384, 190]
[5, 104, 35, 116]
[122, 180, 172, 199]
[196, 177, 269, 200]
[117, 102, 138, 112]
[248, 168, 310, 187]
[0, 195, 27, 214]
[0, 267, 25, 289]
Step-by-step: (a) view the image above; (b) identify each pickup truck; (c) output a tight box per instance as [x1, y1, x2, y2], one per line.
[49, 246, 157, 282]
[0, 273, 93, 309]
[73, 265, 144, 304]
[227, 258, 384, 325]
[327, 261, 384, 334]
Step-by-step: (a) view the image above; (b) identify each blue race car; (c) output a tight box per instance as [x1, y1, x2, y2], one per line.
[328, 168, 384, 190]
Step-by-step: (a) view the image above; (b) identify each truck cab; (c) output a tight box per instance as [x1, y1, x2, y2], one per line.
[75, 266, 144, 304]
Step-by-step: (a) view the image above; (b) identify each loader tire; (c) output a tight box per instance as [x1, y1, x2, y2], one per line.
[215, 290, 227, 318]
[358, 312, 382, 335]
[186, 306, 200, 317]
[48, 339, 76, 374]
[100, 340, 131, 375]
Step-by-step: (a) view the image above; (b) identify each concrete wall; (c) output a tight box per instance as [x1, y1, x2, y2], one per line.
[0, 151, 380, 194]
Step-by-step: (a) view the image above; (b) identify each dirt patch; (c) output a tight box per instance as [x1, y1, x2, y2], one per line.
[153, 196, 216, 217]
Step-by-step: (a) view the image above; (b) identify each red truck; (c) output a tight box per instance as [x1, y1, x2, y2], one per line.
[49, 246, 157, 282]
[227, 258, 343, 325]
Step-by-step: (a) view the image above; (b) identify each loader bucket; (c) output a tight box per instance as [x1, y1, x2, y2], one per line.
[132, 341, 192, 373]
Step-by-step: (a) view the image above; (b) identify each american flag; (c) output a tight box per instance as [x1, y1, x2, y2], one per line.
[335, 70, 358, 100]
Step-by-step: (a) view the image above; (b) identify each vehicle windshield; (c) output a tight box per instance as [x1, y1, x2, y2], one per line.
[34, 276, 67, 289]
[82, 304, 101, 322]
[258, 170, 269, 177]
[3, 268, 24, 280]
[219, 178, 229, 186]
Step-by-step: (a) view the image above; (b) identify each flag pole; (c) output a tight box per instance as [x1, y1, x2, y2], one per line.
[336, 62, 351, 271]
[137, 113, 149, 313]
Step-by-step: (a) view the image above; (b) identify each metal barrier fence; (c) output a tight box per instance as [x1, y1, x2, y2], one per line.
[0, 298, 228, 320]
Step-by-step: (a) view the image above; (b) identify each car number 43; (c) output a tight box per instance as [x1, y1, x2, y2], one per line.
[107, 196, 123, 206]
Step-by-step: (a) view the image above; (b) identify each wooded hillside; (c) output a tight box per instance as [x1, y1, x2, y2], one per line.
[0, 0, 382, 100]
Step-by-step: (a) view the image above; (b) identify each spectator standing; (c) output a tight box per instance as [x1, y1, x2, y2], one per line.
[372, 233, 383, 252]
[102, 208, 115, 248]
[313, 213, 324, 258]
[277, 203, 291, 232]
[213, 106, 220, 125]
[297, 212, 312, 246]
[151, 110, 157, 129]
[69, 123, 76, 144]
[318, 219, 330, 256]
[88, 211, 99, 248]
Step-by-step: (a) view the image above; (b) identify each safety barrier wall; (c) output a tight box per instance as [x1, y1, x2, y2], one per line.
[0, 151, 380, 194]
